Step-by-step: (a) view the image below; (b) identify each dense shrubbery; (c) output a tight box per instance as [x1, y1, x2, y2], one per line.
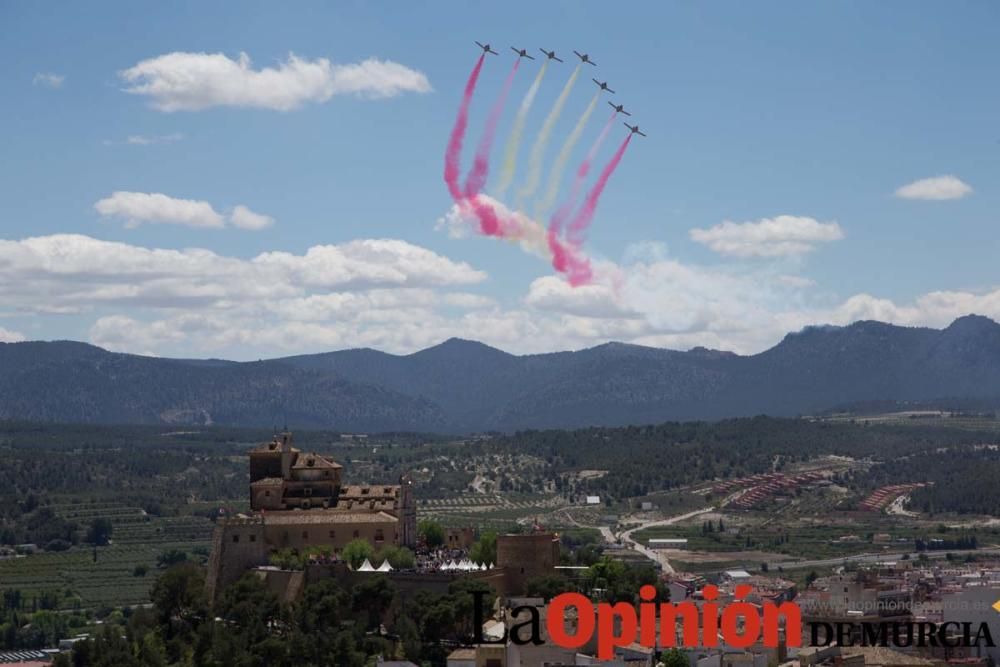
[45, 564, 497, 667]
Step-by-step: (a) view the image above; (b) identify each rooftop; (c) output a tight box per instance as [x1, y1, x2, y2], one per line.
[291, 453, 342, 469]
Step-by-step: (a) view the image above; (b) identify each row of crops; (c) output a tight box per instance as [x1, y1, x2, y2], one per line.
[0, 502, 215, 609]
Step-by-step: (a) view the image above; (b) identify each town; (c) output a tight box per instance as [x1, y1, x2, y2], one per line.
[2, 416, 999, 666]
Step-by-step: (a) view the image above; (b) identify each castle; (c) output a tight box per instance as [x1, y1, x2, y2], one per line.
[206, 432, 417, 599]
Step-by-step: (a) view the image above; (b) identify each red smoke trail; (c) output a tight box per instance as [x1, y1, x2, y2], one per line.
[548, 111, 617, 239]
[463, 59, 520, 200]
[578, 111, 617, 181]
[566, 134, 632, 248]
[547, 226, 593, 286]
[461, 59, 520, 237]
[444, 55, 485, 202]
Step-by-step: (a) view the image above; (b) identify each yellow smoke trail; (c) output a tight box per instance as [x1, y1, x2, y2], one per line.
[516, 64, 580, 210]
[535, 91, 600, 219]
[494, 60, 548, 198]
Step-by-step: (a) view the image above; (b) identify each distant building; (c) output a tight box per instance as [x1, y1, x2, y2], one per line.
[445, 526, 476, 550]
[496, 532, 560, 594]
[585, 495, 601, 505]
[445, 648, 476, 667]
[649, 538, 688, 549]
[206, 431, 416, 600]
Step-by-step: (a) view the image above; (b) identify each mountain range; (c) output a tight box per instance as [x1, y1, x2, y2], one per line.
[3, 314, 1000, 433]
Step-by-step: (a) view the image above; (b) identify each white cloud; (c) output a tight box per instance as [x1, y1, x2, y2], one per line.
[525, 276, 639, 320]
[2, 231, 998, 360]
[230, 205, 274, 230]
[95, 192, 225, 229]
[775, 274, 816, 289]
[0, 234, 484, 316]
[442, 293, 496, 309]
[95, 192, 275, 231]
[120, 51, 431, 112]
[0, 327, 26, 343]
[894, 175, 972, 201]
[32, 72, 64, 88]
[126, 133, 184, 145]
[689, 215, 844, 258]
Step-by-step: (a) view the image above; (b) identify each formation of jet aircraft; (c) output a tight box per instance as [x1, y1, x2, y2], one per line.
[608, 101, 631, 116]
[592, 78, 615, 93]
[472, 42, 645, 137]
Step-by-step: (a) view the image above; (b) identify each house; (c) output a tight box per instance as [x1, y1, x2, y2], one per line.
[446, 647, 476, 667]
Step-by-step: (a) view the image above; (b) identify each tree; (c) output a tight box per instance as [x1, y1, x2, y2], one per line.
[375, 545, 415, 570]
[215, 573, 281, 648]
[660, 648, 689, 667]
[418, 520, 445, 548]
[156, 549, 187, 568]
[469, 531, 497, 565]
[86, 518, 113, 546]
[342, 538, 374, 569]
[351, 576, 396, 629]
[525, 574, 572, 601]
[150, 563, 206, 637]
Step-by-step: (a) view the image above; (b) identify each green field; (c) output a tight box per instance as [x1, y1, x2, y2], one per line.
[0, 501, 214, 609]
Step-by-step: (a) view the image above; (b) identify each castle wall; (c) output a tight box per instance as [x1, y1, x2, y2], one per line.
[206, 517, 268, 601]
[496, 533, 560, 596]
[262, 515, 399, 551]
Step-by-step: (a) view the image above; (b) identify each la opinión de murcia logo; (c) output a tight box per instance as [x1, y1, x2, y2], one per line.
[473, 585, 997, 661]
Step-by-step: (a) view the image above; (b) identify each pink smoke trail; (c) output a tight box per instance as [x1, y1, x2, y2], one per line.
[566, 134, 632, 248]
[463, 59, 520, 200]
[443, 55, 485, 203]
[547, 226, 593, 286]
[547, 111, 617, 238]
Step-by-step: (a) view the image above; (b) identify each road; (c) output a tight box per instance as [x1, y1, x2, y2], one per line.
[765, 547, 1000, 571]
[608, 507, 716, 574]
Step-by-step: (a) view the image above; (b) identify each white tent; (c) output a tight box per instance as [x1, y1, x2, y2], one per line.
[376, 560, 393, 572]
[357, 558, 375, 572]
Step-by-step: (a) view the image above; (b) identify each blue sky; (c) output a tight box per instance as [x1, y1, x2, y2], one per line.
[0, 1, 997, 358]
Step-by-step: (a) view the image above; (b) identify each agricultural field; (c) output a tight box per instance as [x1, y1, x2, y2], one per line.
[0, 500, 214, 609]
[417, 492, 567, 532]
